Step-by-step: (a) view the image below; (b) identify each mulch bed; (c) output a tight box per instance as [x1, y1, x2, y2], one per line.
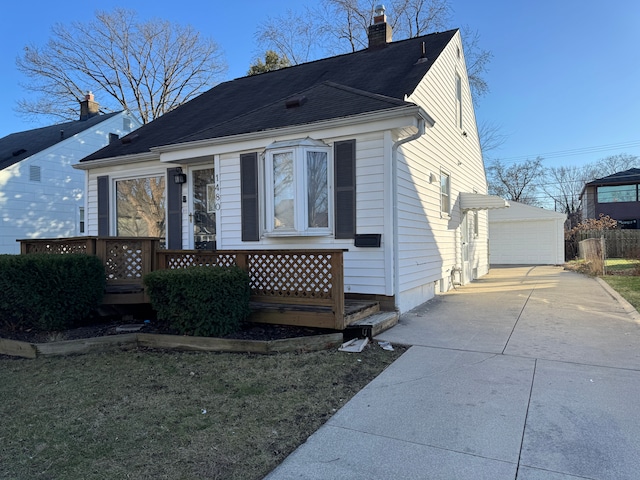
[0, 320, 337, 345]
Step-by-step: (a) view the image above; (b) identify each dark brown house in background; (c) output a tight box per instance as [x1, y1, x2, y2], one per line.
[580, 168, 640, 229]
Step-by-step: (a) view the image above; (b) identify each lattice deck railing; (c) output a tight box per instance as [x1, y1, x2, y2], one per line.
[157, 249, 346, 328]
[19, 238, 346, 329]
[20, 237, 160, 304]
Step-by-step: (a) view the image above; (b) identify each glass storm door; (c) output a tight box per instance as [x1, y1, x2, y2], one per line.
[191, 167, 216, 250]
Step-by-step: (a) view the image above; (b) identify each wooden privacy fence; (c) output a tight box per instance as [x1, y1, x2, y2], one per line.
[19, 237, 347, 330]
[576, 230, 640, 258]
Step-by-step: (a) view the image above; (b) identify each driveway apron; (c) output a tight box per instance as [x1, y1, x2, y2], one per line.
[265, 266, 640, 480]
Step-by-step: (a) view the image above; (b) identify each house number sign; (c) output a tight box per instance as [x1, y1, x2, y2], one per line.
[206, 174, 221, 212]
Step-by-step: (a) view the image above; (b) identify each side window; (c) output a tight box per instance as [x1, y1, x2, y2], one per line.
[455, 73, 462, 129]
[440, 172, 450, 215]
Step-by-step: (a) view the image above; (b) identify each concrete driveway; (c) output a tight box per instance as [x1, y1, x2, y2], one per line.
[265, 266, 640, 479]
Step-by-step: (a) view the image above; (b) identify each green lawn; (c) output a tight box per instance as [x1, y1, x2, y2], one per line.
[601, 275, 640, 311]
[605, 258, 639, 273]
[0, 345, 404, 480]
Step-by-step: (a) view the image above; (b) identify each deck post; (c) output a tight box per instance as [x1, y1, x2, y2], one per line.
[331, 251, 345, 329]
[234, 252, 249, 272]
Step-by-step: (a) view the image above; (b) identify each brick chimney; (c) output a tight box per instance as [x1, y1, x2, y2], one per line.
[80, 92, 100, 120]
[368, 4, 392, 49]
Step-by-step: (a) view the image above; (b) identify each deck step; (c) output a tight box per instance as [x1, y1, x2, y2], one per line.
[346, 311, 399, 339]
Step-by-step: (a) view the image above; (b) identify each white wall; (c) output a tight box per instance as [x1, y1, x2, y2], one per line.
[0, 112, 139, 254]
[489, 202, 566, 265]
[215, 131, 391, 296]
[396, 30, 489, 312]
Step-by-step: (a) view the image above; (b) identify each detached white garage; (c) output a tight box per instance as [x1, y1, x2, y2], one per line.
[489, 202, 566, 265]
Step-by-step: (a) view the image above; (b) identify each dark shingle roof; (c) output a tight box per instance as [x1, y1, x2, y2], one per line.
[178, 82, 414, 143]
[585, 168, 640, 186]
[81, 29, 457, 163]
[0, 112, 121, 170]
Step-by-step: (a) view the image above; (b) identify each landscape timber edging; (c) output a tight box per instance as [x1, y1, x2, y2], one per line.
[0, 332, 345, 359]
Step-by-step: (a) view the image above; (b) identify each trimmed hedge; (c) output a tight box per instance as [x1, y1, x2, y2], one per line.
[0, 254, 106, 331]
[143, 266, 251, 337]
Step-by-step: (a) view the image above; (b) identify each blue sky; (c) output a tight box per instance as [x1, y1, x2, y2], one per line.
[1, 0, 639, 168]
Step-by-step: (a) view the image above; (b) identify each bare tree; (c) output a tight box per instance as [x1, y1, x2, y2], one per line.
[478, 120, 507, 159]
[487, 157, 544, 205]
[543, 165, 590, 228]
[459, 26, 492, 101]
[592, 153, 640, 178]
[254, 8, 326, 65]
[16, 8, 227, 124]
[255, 0, 492, 100]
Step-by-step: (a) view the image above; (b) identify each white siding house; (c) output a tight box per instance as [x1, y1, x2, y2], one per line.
[75, 14, 507, 316]
[0, 99, 140, 254]
[489, 202, 566, 265]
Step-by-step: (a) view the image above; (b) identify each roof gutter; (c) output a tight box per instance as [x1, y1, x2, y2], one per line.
[390, 109, 434, 305]
[72, 151, 159, 170]
[154, 105, 424, 158]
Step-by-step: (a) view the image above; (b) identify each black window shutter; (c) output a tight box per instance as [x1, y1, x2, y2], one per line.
[240, 152, 260, 241]
[334, 140, 356, 239]
[166, 167, 183, 249]
[97, 175, 109, 236]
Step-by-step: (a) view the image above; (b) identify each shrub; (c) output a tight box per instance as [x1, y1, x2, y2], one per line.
[0, 254, 105, 331]
[143, 266, 251, 337]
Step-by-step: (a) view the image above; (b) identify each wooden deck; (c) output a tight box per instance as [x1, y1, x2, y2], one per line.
[19, 237, 381, 330]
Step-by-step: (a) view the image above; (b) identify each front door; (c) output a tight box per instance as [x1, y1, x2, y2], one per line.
[191, 167, 216, 250]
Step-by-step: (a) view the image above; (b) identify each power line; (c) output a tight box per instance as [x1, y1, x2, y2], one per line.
[494, 140, 640, 163]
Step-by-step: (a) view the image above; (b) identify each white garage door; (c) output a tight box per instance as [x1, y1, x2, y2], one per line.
[490, 220, 560, 265]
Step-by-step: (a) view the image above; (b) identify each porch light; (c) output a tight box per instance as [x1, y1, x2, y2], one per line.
[173, 168, 187, 184]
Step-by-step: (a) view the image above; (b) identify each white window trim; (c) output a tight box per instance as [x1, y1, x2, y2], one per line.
[440, 170, 451, 217]
[263, 139, 333, 237]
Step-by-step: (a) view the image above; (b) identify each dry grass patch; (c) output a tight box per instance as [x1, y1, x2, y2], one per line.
[0, 344, 404, 479]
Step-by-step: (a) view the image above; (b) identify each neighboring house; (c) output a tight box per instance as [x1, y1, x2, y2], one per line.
[580, 168, 640, 229]
[489, 202, 566, 265]
[0, 94, 141, 254]
[76, 10, 506, 314]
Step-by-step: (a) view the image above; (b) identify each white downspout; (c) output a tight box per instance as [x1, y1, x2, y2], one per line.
[390, 114, 432, 308]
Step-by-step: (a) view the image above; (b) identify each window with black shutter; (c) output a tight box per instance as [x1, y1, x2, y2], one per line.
[166, 167, 183, 249]
[97, 175, 109, 236]
[240, 152, 260, 241]
[334, 140, 356, 239]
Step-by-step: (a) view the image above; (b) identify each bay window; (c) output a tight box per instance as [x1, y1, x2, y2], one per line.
[264, 139, 332, 235]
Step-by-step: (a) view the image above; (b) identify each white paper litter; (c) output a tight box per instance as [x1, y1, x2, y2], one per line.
[338, 337, 369, 353]
[378, 341, 394, 351]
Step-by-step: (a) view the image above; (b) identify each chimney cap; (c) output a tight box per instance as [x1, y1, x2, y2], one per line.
[374, 4, 386, 16]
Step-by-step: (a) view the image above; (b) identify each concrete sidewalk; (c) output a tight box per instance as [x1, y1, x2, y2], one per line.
[265, 266, 640, 479]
